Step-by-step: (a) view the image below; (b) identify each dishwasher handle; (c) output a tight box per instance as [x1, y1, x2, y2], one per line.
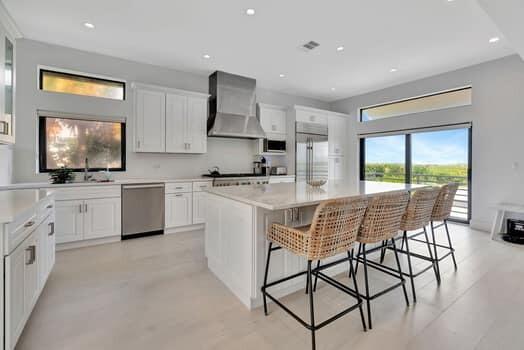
[122, 184, 165, 189]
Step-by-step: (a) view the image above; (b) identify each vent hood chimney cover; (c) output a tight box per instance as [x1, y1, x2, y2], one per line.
[207, 71, 266, 139]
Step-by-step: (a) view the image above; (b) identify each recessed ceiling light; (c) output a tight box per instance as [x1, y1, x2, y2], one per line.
[246, 8, 256, 16]
[489, 37, 500, 43]
[202, 54, 211, 59]
[331, 87, 336, 91]
[83, 22, 95, 29]
[279, 74, 285, 78]
[336, 46, 344, 52]
[390, 68, 398, 73]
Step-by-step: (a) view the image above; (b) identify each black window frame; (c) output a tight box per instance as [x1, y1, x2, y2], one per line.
[359, 124, 472, 224]
[38, 116, 127, 173]
[39, 68, 126, 101]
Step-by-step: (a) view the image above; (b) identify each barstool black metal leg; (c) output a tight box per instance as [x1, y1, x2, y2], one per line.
[391, 238, 410, 307]
[430, 222, 441, 283]
[362, 244, 372, 329]
[262, 242, 273, 316]
[423, 226, 440, 284]
[379, 240, 387, 263]
[313, 260, 321, 292]
[402, 231, 417, 303]
[349, 250, 367, 332]
[444, 220, 457, 270]
[355, 243, 362, 275]
[307, 261, 316, 350]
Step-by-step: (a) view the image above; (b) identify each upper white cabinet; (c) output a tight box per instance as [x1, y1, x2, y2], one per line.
[258, 103, 287, 135]
[0, 22, 15, 145]
[294, 106, 328, 125]
[134, 83, 208, 154]
[328, 114, 348, 156]
[135, 89, 166, 152]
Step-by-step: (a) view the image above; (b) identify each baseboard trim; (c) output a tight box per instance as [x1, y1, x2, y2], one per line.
[56, 235, 121, 251]
[165, 223, 205, 234]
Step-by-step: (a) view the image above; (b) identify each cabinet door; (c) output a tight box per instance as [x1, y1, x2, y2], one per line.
[24, 233, 39, 312]
[165, 193, 192, 228]
[328, 115, 346, 156]
[135, 89, 166, 152]
[55, 200, 84, 243]
[186, 96, 207, 153]
[5, 240, 26, 350]
[47, 217, 56, 274]
[259, 106, 286, 134]
[83, 198, 121, 240]
[192, 191, 206, 224]
[165, 93, 187, 153]
[295, 109, 327, 125]
[329, 156, 345, 180]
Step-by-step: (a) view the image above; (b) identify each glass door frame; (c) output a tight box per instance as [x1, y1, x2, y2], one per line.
[359, 126, 472, 224]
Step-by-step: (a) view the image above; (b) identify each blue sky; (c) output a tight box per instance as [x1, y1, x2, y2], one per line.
[365, 129, 468, 165]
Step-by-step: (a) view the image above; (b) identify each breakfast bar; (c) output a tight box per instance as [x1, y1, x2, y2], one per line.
[204, 180, 426, 309]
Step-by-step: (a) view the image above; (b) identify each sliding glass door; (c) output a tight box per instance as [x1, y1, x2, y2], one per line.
[360, 127, 471, 222]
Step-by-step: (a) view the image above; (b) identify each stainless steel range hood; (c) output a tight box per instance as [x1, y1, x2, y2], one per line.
[207, 71, 266, 139]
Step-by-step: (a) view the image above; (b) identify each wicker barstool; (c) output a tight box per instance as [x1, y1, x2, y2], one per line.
[380, 187, 441, 302]
[261, 196, 369, 350]
[429, 183, 460, 280]
[353, 191, 410, 329]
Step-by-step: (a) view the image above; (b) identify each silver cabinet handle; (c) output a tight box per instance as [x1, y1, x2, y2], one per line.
[0, 120, 8, 135]
[24, 220, 35, 228]
[271, 124, 276, 131]
[79, 204, 83, 213]
[25, 245, 36, 265]
[84, 203, 88, 212]
[48, 222, 55, 236]
[46, 204, 53, 209]
[175, 186, 184, 189]
[137, 140, 141, 148]
[175, 194, 183, 197]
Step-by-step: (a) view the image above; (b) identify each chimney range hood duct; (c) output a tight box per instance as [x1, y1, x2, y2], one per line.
[207, 71, 266, 139]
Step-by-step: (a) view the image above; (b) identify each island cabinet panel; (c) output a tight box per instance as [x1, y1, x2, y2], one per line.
[165, 192, 193, 228]
[205, 194, 254, 307]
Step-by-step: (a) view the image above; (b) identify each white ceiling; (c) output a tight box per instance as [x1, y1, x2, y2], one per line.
[3, 0, 515, 102]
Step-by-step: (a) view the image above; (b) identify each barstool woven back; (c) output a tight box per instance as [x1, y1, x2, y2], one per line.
[400, 187, 441, 231]
[358, 191, 410, 244]
[268, 196, 368, 261]
[431, 183, 459, 221]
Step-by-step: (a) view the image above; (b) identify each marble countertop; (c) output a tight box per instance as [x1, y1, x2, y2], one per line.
[0, 189, 52, 224]
[206, 180, 428, 210]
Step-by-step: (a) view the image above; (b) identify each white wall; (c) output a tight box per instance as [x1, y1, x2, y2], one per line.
[13, 39, 329, 183]
[330, 54, 524, 231]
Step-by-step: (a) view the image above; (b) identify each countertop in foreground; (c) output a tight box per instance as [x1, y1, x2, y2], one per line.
[206, 180, 427, 210]
[0, 189, 52, 224]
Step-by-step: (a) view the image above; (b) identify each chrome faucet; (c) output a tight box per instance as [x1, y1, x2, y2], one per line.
[84, 157, 91, 181]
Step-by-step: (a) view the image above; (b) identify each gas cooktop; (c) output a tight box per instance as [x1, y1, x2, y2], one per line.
[203, 173, 268, 178]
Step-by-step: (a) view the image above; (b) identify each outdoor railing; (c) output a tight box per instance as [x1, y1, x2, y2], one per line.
[365, 172, 469, 221]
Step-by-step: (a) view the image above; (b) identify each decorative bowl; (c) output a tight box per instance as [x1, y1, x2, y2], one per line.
[308, 179, 327, 187]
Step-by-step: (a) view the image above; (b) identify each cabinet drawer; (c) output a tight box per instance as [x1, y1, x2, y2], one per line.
[192, 181, 212, 192]
[54, 185, 121, 201]
[36, 195, 54, 222]
[5, 212, 38, 256]
[166, 182, 192, 194]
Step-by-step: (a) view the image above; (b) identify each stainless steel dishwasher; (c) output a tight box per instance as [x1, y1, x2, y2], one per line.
[122, 183, 165, 239]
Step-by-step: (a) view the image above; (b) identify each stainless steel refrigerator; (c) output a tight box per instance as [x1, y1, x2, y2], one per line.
[296, 122, 329, 182]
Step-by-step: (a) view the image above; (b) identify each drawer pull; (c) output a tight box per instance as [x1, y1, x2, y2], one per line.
[24, 221, 35, 228]
[25, 245, 36, 265]
[175, 194, 183, 197]
[48, 222, 55, 236]
[46, 204, 53, 209]
[175, 187, 184, 189]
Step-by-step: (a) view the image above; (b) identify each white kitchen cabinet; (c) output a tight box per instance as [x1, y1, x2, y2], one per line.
[83, 198, 121, 240]
[165, 192, 193, 228]
[55, 200, 84, 244]
[134, 83, 208, 154]
[24, 233, 39, 313]
[328, 114, 347, 156]
[192, 191, 206, 224]
[329, 156, 345, 180]
[5, 241, 25, 349]
[0, 23, 15, 145]
[258, 103, 287, 134]
[134, 89, 166, 152]
[295, 107, 327, 125]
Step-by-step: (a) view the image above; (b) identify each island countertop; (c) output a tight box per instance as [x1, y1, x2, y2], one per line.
[206, 180, 428, 210]
[0, 189, 52, 224]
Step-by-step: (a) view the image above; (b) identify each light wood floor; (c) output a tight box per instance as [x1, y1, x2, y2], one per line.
[16, 224, 524, 350]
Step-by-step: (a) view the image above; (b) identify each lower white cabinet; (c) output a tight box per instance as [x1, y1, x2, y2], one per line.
[5, 211, 55, 350]
[165, 192, 192, 228]
[329, 156, 346, 180]
[55, 197, 121, 244]
[192, 191, 206, 224]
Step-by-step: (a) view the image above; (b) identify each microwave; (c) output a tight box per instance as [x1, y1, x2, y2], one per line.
[262, 139, 287, 153]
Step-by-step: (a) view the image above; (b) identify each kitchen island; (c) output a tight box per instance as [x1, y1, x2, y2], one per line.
[204, 180, 426, 309]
